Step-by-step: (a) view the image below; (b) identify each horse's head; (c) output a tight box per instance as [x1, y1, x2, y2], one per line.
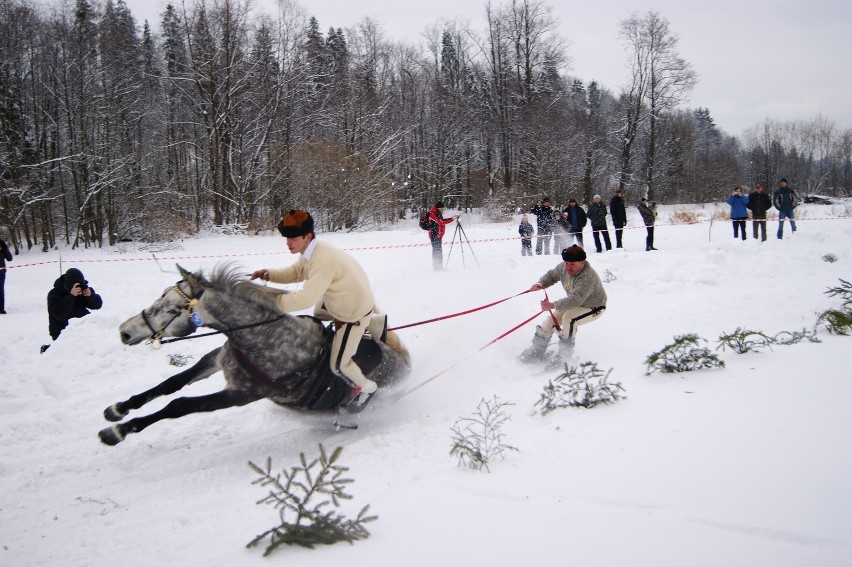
[119, 264, 207, 345]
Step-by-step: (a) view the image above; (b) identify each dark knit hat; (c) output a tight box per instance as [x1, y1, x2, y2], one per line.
[561, 245, 587, 262]
[64, 268, 86, 291]
[542, 196, 551, 203]
[277, 209, 315, 238]
[435, 201, 445, 208]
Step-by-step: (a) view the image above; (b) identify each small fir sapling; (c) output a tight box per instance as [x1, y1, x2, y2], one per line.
[535, 361, 625, 414]
[247, 445, 375, 556]
[645, 333, 725, 374]
[716, 327, 775, 354]
[450, 396, 518, 472]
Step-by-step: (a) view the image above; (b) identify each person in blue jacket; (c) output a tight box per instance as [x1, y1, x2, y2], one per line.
[726, 186, 750, 241]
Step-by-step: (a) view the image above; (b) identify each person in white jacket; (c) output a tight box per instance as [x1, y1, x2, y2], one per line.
[250, 209, 387, 410]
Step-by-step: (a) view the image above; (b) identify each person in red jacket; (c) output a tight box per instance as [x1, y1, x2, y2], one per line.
[427, 201, 458, 270]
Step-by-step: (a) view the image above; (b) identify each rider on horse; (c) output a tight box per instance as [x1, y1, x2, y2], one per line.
[250, 210, 388, 411]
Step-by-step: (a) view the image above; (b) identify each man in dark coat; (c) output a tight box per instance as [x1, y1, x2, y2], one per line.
[530, 197, 554, 256]
[638, 198, 657, 251]
[609, 189, 627, 248]
[43, 267, 103, 352]
[0, 237, 12, 314]
[772, 178, 799, 239]
[746, 183, 773, 241]
[586, 195, 612, 253]
[563, 199, 587, 248]
[530, 197, 555, 255]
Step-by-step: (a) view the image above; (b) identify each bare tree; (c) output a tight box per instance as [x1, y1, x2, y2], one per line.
[618, 11, 696, 201]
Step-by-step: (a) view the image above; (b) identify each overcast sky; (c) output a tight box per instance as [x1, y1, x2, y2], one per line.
[124, 0, 852, 137]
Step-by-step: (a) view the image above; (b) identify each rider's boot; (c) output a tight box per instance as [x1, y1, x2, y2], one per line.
[546, 336, 576, 370]
[338, 373, 377, 413]
[519, 327, 551, 363]
[367, 313, 388, 343]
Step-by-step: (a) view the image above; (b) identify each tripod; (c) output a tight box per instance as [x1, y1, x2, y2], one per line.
[445, 219, 480, 269]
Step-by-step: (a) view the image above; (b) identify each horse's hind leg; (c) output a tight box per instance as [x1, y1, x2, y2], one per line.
[104, 347, 223, 422]
[98, 388, 263, 446]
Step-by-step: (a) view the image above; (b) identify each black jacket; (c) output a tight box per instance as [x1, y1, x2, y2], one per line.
[609, 195, 627, 226]
[746, 191, 773, 219]
[47, 269, 103, 340]
[0, 239, 11, 268]
[530, 203, 555, 233]
[562, 205, 587, 231]
[587, 202, 609, 227]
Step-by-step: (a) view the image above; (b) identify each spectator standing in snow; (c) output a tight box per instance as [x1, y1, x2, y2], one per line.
[530, 197, 555, 255]
[773, 178, 799, 239]
[518, 214, 533, 256]
[563, 199, 587, 248]
[587, 194, 612, 253]
[726, 186, 750, 241]
[0, 237, 12, 314]
[638, 198, 658, 251]
[425, 201, 458, 270]
[43, 267, 103, 353]
[519, 245, 607, 367]
[609, 189, 627, 248]
[747, 183, 772, 241]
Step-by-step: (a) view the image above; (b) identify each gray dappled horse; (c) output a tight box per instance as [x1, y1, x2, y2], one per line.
[99, 265, 411, 445]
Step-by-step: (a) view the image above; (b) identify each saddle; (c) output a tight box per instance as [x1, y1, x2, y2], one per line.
[288, 317, 385, 411]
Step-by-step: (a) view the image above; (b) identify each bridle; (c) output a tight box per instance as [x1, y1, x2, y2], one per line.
[139, 278, 292, 346]
[140, 280, 202, 344]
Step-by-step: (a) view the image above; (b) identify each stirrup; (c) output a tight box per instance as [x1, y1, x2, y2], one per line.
[345, 390, 375, 413]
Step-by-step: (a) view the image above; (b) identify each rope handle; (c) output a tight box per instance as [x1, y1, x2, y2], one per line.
[389, 289, 536, 331]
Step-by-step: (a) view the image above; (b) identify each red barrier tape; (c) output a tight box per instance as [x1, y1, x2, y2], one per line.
[7, 214, 849, 270]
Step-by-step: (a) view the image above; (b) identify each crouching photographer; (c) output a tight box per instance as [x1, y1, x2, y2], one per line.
[42, 267, 103, 353]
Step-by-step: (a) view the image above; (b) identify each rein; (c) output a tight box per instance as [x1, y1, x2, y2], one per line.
[158, 314, 290, 345]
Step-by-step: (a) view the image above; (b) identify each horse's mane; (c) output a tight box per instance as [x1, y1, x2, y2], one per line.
[204, 263, 288, 314]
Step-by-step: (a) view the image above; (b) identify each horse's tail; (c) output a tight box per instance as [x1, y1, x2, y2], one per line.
[384, 330, 411, 368]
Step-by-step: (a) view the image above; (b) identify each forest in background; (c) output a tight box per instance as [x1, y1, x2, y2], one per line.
[1, 0, 850, 250]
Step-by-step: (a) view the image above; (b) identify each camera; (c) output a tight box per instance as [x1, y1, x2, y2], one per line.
[79, 280, 89, 291]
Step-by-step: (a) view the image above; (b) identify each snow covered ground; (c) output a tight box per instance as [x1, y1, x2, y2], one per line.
[1, 202, 851, 566]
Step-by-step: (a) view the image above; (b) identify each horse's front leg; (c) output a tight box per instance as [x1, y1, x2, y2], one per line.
[103, 347, 223, 422]
[98, 387, 264, 446]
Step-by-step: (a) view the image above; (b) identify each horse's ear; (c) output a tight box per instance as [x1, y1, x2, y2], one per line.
[176, 264, 192, 280]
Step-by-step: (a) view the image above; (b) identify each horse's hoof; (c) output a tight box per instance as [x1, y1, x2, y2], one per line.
[98, 425, 125, 446]
[103, 403, 126, 422]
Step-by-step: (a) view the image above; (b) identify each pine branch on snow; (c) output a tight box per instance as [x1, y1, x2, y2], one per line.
[773, 328, 821, 345]
[645, 334, 725, 374]
[535, 361, 625, 414]
[247, 444, 376, 556]
[716, 327, 775, 354]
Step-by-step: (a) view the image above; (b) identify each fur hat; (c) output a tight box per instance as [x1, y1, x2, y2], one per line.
[277, 209, 315, 238]
[561, 245, 587, 262]
[64, 268, 86, 291]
